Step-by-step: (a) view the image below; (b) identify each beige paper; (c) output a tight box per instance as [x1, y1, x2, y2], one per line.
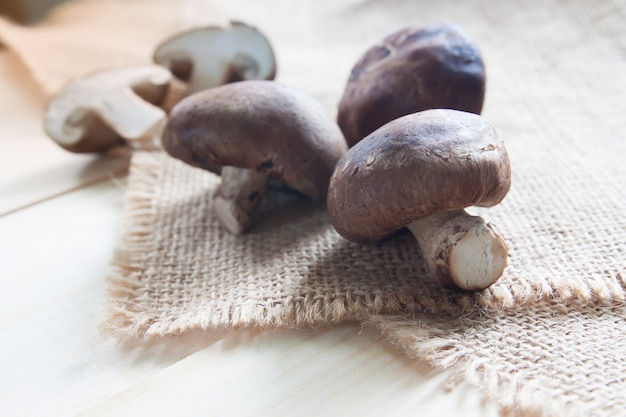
[0, 0, 226, 96]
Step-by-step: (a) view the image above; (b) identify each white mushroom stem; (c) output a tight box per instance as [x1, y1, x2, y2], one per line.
[213, 166, 270, 234]
[100, 92, 166, 150]
[159, 77, 190, 114]
[406, 209, 508, 291]
[228, 53, 259, 80]
[44, 65, 172, 153]
[153, 22, 276, 94]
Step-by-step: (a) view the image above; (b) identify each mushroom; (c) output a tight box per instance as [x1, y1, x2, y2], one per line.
[153, 21, 276, 94]
[327, 109, 511, 291]
[44, 64, 182, 153]
[337, 24, 486, 147]
[162, 80, 348, 234]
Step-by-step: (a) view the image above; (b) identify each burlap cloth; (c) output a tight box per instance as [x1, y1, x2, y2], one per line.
[3, 0, 625, 415]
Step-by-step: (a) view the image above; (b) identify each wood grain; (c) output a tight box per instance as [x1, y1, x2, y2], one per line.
[0, 49, 128, 216]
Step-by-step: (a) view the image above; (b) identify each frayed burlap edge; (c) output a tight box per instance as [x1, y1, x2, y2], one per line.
[102, 151, 164, 338]
[369, 302, 626, 417]
[369, 314, 555, 417]
[100, 153, 423, 338]
[101, 151, 626, 340]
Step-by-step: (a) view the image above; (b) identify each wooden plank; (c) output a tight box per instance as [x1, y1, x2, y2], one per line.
[0, 49, 127, 216]
[71, 325, 497, 417]
[0, 177, 497, 417]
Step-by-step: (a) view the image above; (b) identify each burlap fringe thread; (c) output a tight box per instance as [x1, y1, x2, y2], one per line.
[101, 150, 626, 417]
[103, 151, 626, 334]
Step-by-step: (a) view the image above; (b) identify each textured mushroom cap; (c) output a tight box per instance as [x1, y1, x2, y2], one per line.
[162, 80, 348, 201]
[338, 24, 486, 147]
[43, 65, 171, 153]
[153, 21, 276, 93]
[328, 109, 511, 243]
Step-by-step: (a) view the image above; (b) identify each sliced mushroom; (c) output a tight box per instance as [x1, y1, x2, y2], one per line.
[338, 24, 486, 147]
[327, 109, 511, 291]
[43, 64, 183, 153]
[162, 80, 348, 234]
[153, 21, 276, 94]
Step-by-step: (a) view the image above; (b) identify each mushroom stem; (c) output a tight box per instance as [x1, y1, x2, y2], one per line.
[95, 90, 166, 151]
[213, 166, 269, 234]
[406, 209, 508, 291]
[100, 91, 166, 142]
[228, 53, 259, 81]
[160, 77, 190, 114]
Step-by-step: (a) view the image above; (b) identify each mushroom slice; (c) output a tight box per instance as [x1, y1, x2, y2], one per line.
[327, 109, 511, 291]
[153, 21, 276, 94]
[162, 80, 348, 234]
[44, 64, 173, 153]
[338, 24, 486, 147]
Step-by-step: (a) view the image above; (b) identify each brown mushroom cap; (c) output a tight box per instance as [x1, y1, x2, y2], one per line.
[162, 80, 348, 201]
[338, 24, 486, 147]
[327, 109, 511, 243]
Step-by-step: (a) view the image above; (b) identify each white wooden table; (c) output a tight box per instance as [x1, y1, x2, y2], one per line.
[0, 48, 498, 417]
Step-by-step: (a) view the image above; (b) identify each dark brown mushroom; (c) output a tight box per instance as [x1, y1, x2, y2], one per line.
[327, 109, 511, 291]
[337, 24, 486, 147]
[162, 80, 348, 234]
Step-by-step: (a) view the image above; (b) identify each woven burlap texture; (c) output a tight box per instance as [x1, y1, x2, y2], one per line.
[3, 0, 625, 415]
[100, 0, 626, 415]
[372, 305, 626, 417]
[105, 146, 626, 333]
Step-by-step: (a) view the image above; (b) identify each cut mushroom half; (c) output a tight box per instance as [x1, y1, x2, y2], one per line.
[162, 80, 348, 234]
[327, 109, 511, 291]
[153, 21, 276, 94]
[43, 64, 178, 153]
